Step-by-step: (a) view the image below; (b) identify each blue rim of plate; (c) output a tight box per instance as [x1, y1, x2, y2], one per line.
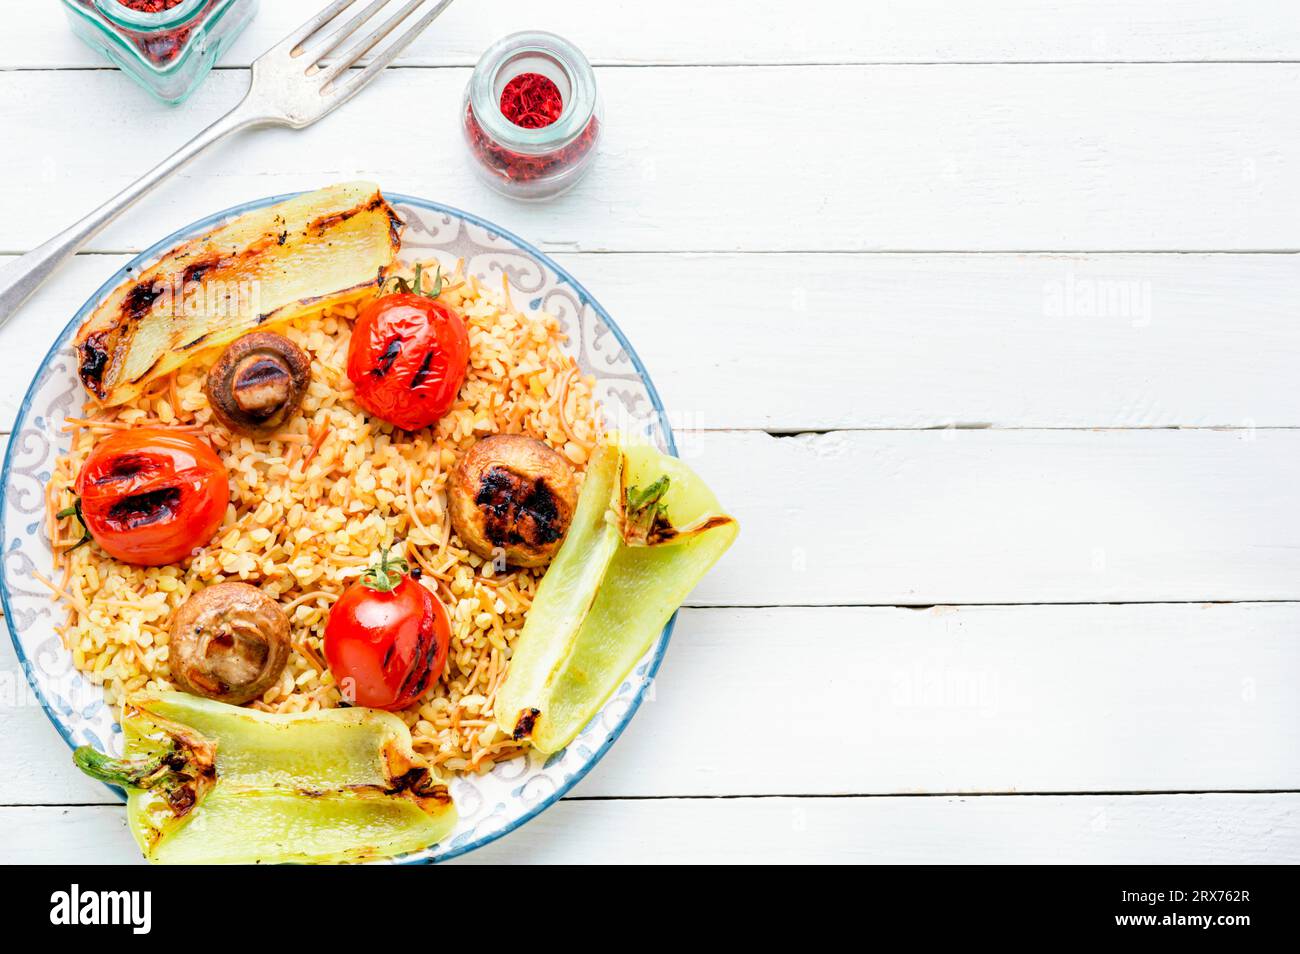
[0, 191, 678, 865]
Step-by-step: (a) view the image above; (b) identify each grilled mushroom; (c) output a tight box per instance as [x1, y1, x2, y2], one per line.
[204, 332, 310, 434]
[449, 435, 579, 568]
[169, 582, 290, 705]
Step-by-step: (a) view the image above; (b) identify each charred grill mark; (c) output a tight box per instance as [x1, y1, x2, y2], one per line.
[693, 515, 734, 532]
[396, 622, 432, 701]
[246, 235, 278, 258]
[512, 707, 540, 741]
[165, 784, 197, 815]
[347, 771, 452, 805]
[307, 199, 367, 236]
[371, 335, 403, 377]
[105, 486, 182, 531]
[78, 331, 112, 397]
[647, 512, 677, 545]
[475, 467, 564, 548]
[410, 621, 442, 697]
[91, 452, 152, 484]
[422, 784, 453, 806]
[308, 194, 394, 240]
[160, 759, 213, 817]
[183, 332, 210, 350]
[122, 281, 163, 322]
[180, 256, 224, 286]
[386, 205, 403, 249]
[410, 350, 435, 389]
[161, 749, 189, 772]
[648, 514, 736, 546]
[386, 766, 432, 794]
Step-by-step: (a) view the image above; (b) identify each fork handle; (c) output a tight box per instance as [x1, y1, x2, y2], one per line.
[0, 96, 268, 332]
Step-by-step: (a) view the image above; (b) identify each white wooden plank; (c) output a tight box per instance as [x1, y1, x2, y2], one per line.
[4, 603, 1298, 804]
[584, 251, 1300, 430]
[4, 251, 1298, 433]
[4, 427, 1300, 605]
[0, 807, 141, 864]
[1, 65, 1297, 254]
[9, 1, 1298, 69]
[454, 793, 1300, 864]
[576, 603, 1300, 796]
[3, 793, 1295, 864]
[681, 428, 1300, 606]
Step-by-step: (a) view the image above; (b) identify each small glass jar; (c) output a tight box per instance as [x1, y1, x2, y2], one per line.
[61, 0, 258, 105]
[463, 31, 603, 201]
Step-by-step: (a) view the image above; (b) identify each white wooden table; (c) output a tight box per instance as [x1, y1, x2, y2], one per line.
[2, 0, 1298, 864]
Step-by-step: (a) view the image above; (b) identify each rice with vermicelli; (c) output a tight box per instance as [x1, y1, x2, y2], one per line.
[42, 263, 600, 774]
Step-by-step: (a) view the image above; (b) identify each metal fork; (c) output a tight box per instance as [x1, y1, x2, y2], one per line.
[0, 0, 456, 331]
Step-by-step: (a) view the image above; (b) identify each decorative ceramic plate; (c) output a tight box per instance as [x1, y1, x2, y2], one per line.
[0, 193, 675, 863]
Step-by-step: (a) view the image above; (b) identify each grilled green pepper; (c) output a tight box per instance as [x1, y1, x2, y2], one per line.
[497, 437, 738, 753]
[73, 692, 456, 864]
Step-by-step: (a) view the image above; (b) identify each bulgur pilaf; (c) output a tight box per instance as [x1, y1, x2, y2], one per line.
[43, 262, 601, 775]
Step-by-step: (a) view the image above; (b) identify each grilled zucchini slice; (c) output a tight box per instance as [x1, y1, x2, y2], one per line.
[74, 181, 402, 406]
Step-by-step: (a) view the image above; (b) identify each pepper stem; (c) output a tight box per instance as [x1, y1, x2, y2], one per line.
[622, 476, 671, 545]
[73, 743, 181, 791]
[73, 718, 217, 818]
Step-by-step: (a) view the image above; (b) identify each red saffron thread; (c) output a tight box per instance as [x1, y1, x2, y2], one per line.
[118, 0, 186, 11]
[499, 72, 563, 129]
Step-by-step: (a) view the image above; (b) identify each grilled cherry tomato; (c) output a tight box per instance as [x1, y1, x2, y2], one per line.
[324, 549, 451, 710]
[346, 265, 470, 431]
[71, 429, 229, 566]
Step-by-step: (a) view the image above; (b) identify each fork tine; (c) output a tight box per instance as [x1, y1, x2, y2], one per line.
[318, 0, 436, 86]
[330, 0, 457, 94]
[306, 0, 392, 66]
[279, 0, 357, 55]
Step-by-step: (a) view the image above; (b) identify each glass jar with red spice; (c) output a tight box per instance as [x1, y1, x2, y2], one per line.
[61, 0, 258, 105]
[463, 32, 603, 201]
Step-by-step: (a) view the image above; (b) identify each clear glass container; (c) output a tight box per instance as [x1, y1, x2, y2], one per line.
[463, 31, 603, 201]
[61, 0, 258, 106]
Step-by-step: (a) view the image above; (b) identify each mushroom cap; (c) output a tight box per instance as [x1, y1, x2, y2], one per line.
[168, 582, 291, 705]
[204, 332, 311, 434]
[449, 435, 579, 568]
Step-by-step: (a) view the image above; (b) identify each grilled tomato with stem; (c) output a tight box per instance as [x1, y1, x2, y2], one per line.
[346, 264, 470, 431]
[324, 548, 451, 711]
[67, 429, 230, 566]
